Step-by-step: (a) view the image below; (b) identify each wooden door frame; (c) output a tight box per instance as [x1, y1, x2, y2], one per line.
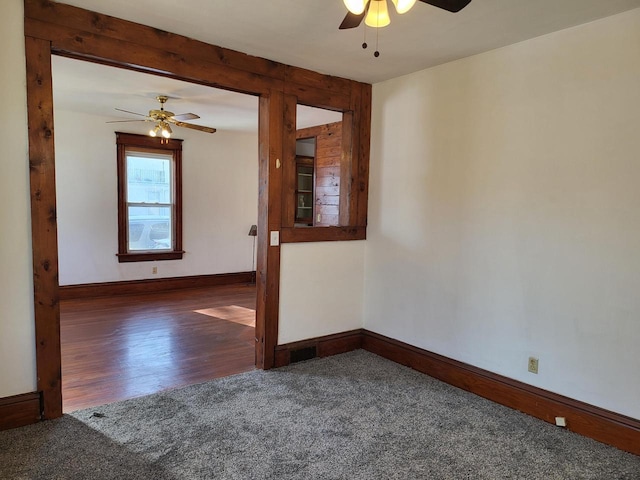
[23, 0, 369, 420]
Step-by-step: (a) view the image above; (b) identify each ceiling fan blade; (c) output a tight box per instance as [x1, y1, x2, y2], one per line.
[339, 11, 366, 30]
[173, 121, 217, 134]
[170, 113, 200, 121]
[105, 119, 148, 124]
[114, 108, 148, 117]
[419, 0, 472, 13]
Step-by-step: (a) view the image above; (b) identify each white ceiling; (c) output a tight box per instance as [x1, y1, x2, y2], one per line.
[55, 0, 640, 83]
[51, 0, 640, 132]
[52, 56, 342, 133]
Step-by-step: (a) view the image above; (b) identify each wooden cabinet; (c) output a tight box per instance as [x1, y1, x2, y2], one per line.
[295, 156, 314, 226]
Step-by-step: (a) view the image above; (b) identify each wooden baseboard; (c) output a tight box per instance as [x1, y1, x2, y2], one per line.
[361, 330, 640, 456]
[274, 329, 363, 367]
[59, 272, 254, 300]
[0, 392, 41, 431]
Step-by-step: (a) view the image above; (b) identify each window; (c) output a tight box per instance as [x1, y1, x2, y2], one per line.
[116, 132, 184, 262]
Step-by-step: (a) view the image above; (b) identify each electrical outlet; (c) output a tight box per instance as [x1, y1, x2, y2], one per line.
[152, 266, 158, 274]
[528, 356, 539, 374]
[555, 417, 567, 427]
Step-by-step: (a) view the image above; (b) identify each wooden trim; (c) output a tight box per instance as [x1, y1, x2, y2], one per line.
[0, 393, 41, 431]
[116, 251, 185, 262]
[274, 329, 364, 368]
[355, 83, 371, 227]
[284, 65, 352, 96]
[362, 330, 640, 456]
[23, 0, 283, 80]
[59, 272, 253, 300]
[339, 109, 355, 226]
[296, 122, 342, 140]
[115, 132, 184, 150]
[25, 17, 279, 96]
[116, 132, 183, 261]
[281, 94, 298, 229]
[25, 34, 63, 421]
[280, 226, 366, 243]
[254, 90, 285, 370]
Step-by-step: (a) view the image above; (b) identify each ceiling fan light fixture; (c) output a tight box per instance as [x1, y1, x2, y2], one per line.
[343, 0, 368, 15]
[161, 122, 172, 138]
[149, 124, 161, 137]
[391, 0, 416, 14]
[365, 0, 390, 28]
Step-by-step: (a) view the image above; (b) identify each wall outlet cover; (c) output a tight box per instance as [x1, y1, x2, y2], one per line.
[555, 417, 567, 427]
[528, 357, 539, 374]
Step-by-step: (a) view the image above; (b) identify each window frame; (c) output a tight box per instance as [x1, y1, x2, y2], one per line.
[116, 132, 184, 262]
[280, 92, 369, 243]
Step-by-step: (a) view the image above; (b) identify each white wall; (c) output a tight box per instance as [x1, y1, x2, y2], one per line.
[54, 109, 259, 284]
[0, 0, 37, 397]
[279, 242, 365, 344]
[365, 9, 640, 419]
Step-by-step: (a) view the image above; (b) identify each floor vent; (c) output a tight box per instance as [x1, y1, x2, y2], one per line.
[290, 346, 317, 364]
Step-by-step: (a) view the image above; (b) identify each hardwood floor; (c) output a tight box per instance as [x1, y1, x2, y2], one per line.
[60, 283, 256, 412]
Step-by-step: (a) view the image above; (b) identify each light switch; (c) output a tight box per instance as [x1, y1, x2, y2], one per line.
[270, 231, 279, 246]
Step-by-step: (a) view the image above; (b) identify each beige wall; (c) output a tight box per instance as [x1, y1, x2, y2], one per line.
[0, 0, 37, 397]
[365, 8, 640, 419]
[279, 241, 365, 344]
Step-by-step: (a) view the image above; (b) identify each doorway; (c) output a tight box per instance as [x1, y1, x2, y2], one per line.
[25, 0, 369, 421]
[52, 56, 261, 411]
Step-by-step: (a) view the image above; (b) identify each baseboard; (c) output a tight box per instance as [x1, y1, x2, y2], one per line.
[361, 330, 640, 456]
[274, 329, 363, 367]
[0, 392, 41, 431]
[59, 272, 254, 300]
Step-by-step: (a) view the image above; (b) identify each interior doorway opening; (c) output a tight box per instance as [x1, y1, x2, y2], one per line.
[52, 56, 261, 411]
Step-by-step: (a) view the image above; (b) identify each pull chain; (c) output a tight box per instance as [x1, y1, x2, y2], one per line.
[362, 21, 368, 50]
[359, 0, 381, 58]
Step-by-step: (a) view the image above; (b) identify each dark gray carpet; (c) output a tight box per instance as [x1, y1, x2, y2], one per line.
[1, 350, 638, 479]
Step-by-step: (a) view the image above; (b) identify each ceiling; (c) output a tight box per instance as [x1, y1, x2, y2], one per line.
[51, 0, 640, 133]
[55, 0, 640, 84]
[52, 56, 342, 133]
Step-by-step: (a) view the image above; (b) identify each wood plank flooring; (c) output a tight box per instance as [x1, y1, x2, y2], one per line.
[60, 283, 256, 412]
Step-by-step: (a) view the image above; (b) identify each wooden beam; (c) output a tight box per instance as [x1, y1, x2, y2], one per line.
[284, 65, 352, 94]
[256, 91, 284, 369]
[281, 94, 298, 229]
[280, 226, 366, 243]
[24, 0, 285, 80]
[24, 35, 62, 420]
[356, 83, 372, 227]
[25, 18, 279, 96]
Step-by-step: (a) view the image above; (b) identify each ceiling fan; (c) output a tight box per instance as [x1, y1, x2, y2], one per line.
[107, 95, 216, 138]
[339, 0, 472, 30]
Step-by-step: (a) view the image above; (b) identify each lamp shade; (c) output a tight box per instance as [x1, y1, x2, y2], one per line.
[391, 0, 417, 14]
[161, 122, 172, 138]
[343, 0, 368, 15]
[248, 225, 257, 236]
[365, 0, 390, 28]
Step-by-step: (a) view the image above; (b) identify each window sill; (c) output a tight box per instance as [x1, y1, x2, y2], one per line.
[116, 251, 185, 263]
[280, 226, 366, 243]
